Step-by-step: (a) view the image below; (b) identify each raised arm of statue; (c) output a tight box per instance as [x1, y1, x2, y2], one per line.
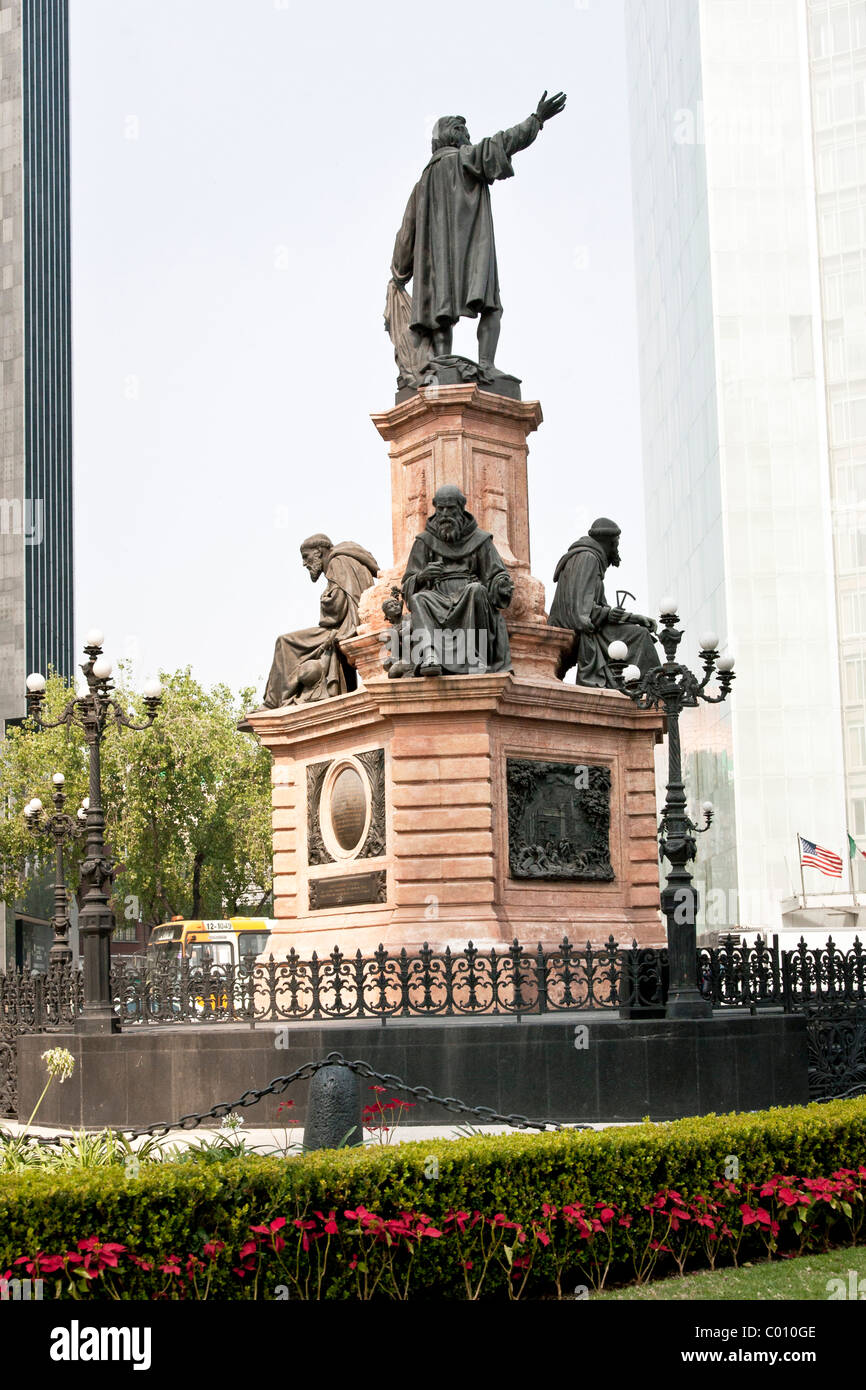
[461, 115, 540, 184]
[460, 92, 566, 184]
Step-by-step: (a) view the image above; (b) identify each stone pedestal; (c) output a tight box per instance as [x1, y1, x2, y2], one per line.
[357, 384, 567, 680]
[247, 676, 664, 957]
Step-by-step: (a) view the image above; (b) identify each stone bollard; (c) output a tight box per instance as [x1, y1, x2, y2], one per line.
[303, 1063, 363, 1151]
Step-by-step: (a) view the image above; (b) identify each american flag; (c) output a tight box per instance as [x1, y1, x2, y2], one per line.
[799, 836, 843, 878]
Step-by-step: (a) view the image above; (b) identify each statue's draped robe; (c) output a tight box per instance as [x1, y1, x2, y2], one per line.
[402, 519, 512, 674]
[264, 543, 379, 707]
[391, 115, 542, 335]
[548, 536, 660, 688]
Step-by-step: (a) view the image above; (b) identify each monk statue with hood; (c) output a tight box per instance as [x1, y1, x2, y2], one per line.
[262, 534, 379, 707]
[395, 485, 513, 676]
[548, 518, 660, 690]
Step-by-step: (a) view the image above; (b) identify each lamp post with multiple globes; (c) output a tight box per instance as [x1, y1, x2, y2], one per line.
[25, 630, 163, 1034]
[23, 774, 88, 966]
[608, 600, 735, 1019]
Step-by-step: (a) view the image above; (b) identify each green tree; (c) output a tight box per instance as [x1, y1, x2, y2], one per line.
[0, 667, 273, 926]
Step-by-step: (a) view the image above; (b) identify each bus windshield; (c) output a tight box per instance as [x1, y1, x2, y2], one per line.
[187, 940, 235, 970]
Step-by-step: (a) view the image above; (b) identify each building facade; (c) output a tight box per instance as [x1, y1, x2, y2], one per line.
[0, 0, 73, 723]
[624, 0, 866, 935]
[1, 0, 73, 966]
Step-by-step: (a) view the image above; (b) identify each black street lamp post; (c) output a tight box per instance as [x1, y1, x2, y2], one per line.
[23, 773, 87, 965]
[25, 630, 163, 1034]
[608, 600, 735, 1019]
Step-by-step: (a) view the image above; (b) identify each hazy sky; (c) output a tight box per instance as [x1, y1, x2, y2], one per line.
[69, 0, 646, 696]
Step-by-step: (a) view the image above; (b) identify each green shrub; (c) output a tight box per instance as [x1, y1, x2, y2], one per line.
[1, 1097, 864, 1299]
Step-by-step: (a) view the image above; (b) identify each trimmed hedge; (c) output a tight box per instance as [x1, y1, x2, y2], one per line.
[2, 1097, 866, 1299]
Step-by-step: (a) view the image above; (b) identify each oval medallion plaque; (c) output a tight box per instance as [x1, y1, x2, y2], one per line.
[329, 766, 367, 852]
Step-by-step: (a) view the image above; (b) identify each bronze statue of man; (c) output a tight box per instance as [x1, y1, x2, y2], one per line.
[398, 485, 513, 676]
[262, 535, 379, 707]
[548, 518, 660, 689]
[390, 91, 566, 380]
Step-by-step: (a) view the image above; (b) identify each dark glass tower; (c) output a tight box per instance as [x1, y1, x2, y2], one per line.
[0, 0, 73, 722]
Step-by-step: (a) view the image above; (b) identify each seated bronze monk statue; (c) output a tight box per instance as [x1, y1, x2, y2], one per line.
[261, 534, 379, 707]
[393, 485, 513, 676]
[548, 517, 660, 689]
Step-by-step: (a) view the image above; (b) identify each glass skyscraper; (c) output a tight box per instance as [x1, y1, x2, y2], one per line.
[625, 0, 866, 936]
[1, 0, 73, 969]
[0, 0, 73, 726]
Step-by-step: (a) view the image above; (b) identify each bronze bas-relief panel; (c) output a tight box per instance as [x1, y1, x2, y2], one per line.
[506, 758, 613, 881]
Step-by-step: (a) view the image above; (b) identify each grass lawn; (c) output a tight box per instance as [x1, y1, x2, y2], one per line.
[593, 1246, 866, 1300]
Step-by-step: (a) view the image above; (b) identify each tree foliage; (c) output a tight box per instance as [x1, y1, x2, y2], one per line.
[0, 667, 273, 926]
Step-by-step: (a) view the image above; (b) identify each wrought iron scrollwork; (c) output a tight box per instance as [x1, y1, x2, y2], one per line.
[803, 1002, 866, 1101]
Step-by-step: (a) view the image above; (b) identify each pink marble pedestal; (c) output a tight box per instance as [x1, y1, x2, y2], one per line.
[247, 673, 664, 958]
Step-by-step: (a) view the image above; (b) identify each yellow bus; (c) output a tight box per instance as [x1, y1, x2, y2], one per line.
[146, 918, 273, 970]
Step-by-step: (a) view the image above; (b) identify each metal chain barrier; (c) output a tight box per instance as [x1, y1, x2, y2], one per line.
[3, 1052, 586, 1147]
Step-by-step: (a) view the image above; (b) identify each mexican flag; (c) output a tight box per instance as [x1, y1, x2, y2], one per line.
[849, 833, 866, 860]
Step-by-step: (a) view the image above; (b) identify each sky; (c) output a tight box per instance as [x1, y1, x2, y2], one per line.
[69, 0, 646, 697]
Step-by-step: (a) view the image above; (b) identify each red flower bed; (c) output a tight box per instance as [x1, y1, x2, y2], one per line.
[5, 1166, 865, 1300]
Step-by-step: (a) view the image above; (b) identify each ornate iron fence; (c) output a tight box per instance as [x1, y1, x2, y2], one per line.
[2, 934, 866, 1116]
[696, 934, 866, 1010]
[1, 934, 865, 1030]
[116, 936, 666, 1024]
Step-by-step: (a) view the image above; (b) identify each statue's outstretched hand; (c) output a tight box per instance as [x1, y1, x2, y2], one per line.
[535, 90, 567, 126]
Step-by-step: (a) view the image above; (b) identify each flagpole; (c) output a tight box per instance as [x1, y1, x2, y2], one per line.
[797, 832, 806, 909]
[849, 831, 860, 909]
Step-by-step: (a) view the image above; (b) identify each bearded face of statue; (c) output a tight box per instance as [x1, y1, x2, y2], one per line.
[434, 500, 465, 544]
[432, 116, 471, 150]
[301, 546, 326, 581]
[591, 531, 621, 569]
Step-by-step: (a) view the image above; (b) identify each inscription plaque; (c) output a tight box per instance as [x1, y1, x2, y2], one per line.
[309, 869, 387, 911]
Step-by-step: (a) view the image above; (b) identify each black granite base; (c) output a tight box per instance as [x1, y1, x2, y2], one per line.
[17, 1012, 809, 1130]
